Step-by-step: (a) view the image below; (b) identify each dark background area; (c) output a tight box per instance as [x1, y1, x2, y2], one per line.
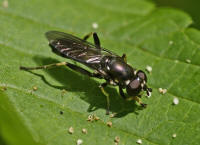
[151, 0, 200, 29]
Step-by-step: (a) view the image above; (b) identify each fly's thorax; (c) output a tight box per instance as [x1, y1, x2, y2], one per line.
[102, 56, 135, 85]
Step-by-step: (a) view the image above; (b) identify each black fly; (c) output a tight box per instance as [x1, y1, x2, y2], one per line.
[20, 31, 152, 114]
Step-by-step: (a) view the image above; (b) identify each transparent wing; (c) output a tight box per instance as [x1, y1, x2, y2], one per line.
[45, 31, 114, 66]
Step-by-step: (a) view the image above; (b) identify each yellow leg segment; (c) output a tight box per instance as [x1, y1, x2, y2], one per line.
[99, 84, 110, 115]
[20, 62, 67, 70]
[126, 96, 147, 108]
[122, 53, 127, 63]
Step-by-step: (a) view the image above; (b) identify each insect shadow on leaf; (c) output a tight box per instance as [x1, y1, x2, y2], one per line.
[23, 56, 142, 117]
[20, 31, 151, 116]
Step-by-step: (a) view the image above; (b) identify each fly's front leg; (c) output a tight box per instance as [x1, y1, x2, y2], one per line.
[99, 82, 110, 115]
[83, 32, 101, 48]
[119, 86, 146, 107]
[119, 86, 126, 99]
[133, 96, 147, 108]
[126, 95, 147, 108]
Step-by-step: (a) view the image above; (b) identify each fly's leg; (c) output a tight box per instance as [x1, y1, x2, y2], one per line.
[118, 85, 147, 108]
[92, 33, 101, 48]
[66, 63, 102, 78]
[133, 96, 147, 108]
[83, 32, 93, 41]
[122, 53, 127, 63]
[20, 62, 102, 78]
[119, 86, 126, 99]
[99, 82, 110, 115]
[83, 32, 101, 48]
[126, 96, 147, 108]
[20, 62, 67, 70]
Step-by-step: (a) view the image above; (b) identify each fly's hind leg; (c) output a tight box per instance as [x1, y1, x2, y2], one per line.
[66, 63, 102, 78]
[99, 82, 110, 115]
[20, 62, 102, 78]
[20, 62, 67, 71]
[83, 32, 101, 48]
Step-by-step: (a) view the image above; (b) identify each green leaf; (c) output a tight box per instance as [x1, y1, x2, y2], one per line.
[0, 0, 200, 145]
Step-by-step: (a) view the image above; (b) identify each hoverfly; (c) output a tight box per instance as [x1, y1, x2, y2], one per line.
[20, 31, 152, 114]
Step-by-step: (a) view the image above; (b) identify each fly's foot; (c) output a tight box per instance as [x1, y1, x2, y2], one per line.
[141, 103, 147, 108]
[106, 109, 110, 115]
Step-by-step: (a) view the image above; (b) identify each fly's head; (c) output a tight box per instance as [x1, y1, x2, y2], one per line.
[126, 70, 152, 97]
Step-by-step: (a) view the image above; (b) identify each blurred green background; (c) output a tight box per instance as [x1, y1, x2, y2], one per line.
[152, 0, 200, 29]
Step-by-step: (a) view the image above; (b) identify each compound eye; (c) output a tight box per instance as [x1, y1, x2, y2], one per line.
[130, 79, 140, 89]
[137, 70, 147, 82]
[126, 78, 142, 96]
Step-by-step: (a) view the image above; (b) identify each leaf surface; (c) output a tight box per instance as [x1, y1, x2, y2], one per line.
[0, 0, 200, 145]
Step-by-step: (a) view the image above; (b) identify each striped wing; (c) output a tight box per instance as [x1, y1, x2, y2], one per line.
[45, 31, 114, 66]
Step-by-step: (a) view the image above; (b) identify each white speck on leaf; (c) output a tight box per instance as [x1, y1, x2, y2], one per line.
[77, 139, 83, 145]
[87, 114, 99, 122]
[172, 133, 177, 138]
[107, 121, 112, 127]
[158, 88, 167, 94]
[87, 114, 94, 122]
[68, 127, 74, 134]
[146, 65, 152, 73]
[110, 113, 116, 118]
[136, 139, 142, 144]
[2, 0, 8, 8]
[82, 128, 87, 134]
[173, 97, 179, 105]
[174, 60, 179, 63]
[186, 59, 191, 63]
[114, 136, 120, 144]
[32, 86, 38, 91]
[163, 89, 167, 94]
[169, 40, 174, 45]
[92, 22, 98, 29]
